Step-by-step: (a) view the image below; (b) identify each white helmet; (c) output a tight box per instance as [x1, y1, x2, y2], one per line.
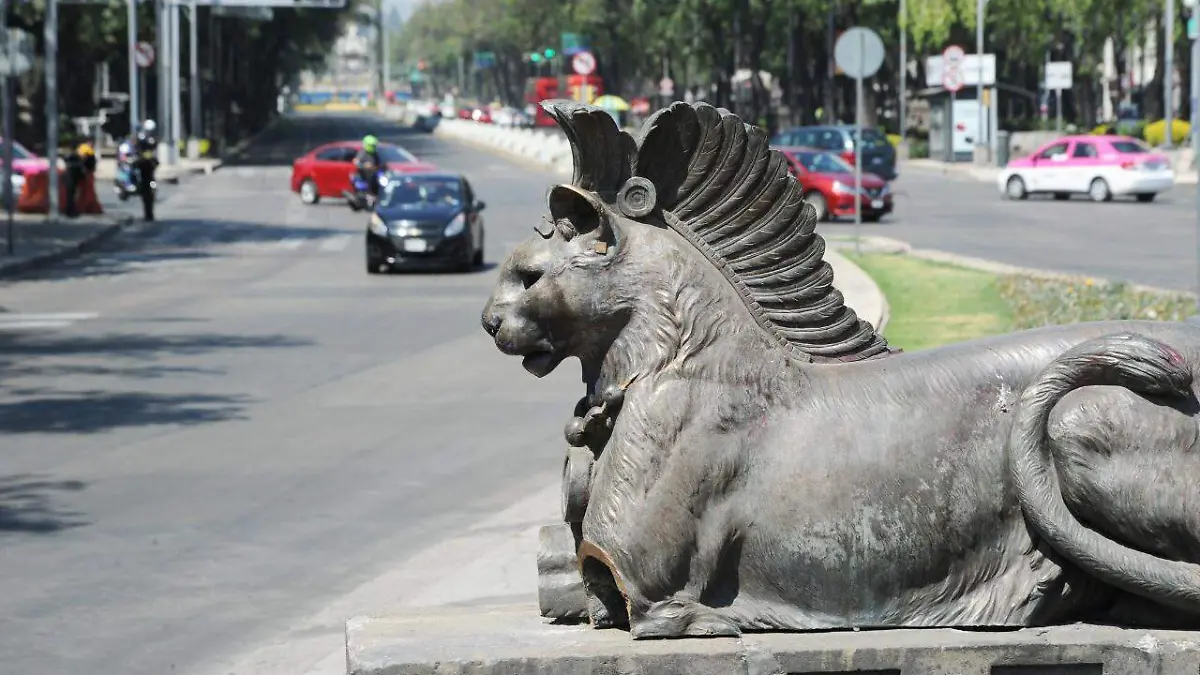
[141, 119, 157, 134]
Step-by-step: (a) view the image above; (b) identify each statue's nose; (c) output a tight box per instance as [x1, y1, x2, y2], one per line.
[481, 312, 502, 337]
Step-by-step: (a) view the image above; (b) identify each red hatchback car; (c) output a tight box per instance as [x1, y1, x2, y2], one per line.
[777, 146, 893, 222]
[291, 141, 437, 205]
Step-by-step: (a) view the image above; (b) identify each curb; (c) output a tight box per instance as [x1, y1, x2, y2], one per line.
[828, 234, 1196, 299]
[0, 213, 135, 278]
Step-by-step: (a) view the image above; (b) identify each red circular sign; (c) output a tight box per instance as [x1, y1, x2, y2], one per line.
[572, 51, 596, 76]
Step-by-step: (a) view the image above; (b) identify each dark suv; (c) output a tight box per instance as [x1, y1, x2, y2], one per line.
[770, 125, 897, 180]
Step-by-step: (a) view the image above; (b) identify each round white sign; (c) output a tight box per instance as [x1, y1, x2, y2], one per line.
[942, 67, 965, 93]
[833, 27, 885, 79]
[572, 51, 596, 76]
[135, 41, 155, 69]
[943, 44, 966, 65]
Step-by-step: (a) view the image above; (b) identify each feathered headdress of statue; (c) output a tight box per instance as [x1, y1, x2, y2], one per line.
[540, 99, 890, 363]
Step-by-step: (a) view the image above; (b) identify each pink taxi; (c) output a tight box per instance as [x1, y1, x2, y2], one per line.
[997, 134, 1174, 203]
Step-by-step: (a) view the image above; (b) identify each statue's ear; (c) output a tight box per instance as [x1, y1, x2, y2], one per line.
[547, 185, 617, 253]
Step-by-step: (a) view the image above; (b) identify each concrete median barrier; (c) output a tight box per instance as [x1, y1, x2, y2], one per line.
[432, 118, 573, 175]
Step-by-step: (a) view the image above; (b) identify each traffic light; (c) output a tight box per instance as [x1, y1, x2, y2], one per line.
[530, 52, 543, 62]
[543, 48, 556, 59]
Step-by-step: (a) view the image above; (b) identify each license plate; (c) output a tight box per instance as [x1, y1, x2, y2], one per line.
[871, 199, 884, 209]
[403, 238, 428, 253]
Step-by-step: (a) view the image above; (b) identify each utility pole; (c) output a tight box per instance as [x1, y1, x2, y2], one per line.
[128, 0, 139, 132]
[899, 0, 906, 154]
[1167, 0, 1176, 148]
[188, 0, 199, 157]
[1186, 0, 1200, 317]
[975, 0, 987, 163]
[380, 0, 389, 96]
[2, 2, 14, 254]
[170, 0, 182, 153]
[45, 0, 59, 218]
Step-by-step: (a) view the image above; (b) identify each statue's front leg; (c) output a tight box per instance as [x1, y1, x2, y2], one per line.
[581, 454, 745, 639]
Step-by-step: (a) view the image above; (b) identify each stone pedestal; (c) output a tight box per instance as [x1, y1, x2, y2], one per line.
[345, 603, 1200, 675]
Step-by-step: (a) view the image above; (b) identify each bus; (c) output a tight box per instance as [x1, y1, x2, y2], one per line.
[524, 75, 604, 127]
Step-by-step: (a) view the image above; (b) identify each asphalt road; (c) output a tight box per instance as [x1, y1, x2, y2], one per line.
[0, 112, 577, 674]
[866, 165, 1200, 291]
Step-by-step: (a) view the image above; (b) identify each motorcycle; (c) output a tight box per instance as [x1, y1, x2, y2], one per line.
[344, 169, 388, 212]
[113, 159, 140, 202]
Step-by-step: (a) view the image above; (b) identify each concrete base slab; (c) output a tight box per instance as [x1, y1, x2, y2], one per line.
[346, 603, 1200, 675]
[343, 600, 1200, 672]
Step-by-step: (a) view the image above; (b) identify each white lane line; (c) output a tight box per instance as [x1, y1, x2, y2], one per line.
[318, 235, 352, 252]
[279, 237, 306, 251]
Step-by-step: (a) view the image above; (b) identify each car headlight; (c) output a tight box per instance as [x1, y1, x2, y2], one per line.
[369, 213, 389, 236]
[831, 181, 853, 194]
[443, 212, 466, 237]
[878, 184, 891, 196]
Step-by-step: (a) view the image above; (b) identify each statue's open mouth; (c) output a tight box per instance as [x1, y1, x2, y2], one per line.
[522, 349, 561, 377]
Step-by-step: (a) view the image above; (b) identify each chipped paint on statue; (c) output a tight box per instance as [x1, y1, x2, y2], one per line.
[482, 99, 1200, 639]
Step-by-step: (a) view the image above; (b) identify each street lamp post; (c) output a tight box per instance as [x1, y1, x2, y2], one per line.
[1167, 0, 1176, 149]
[1186, 0, 1200, 318]
[899, 0, 906, 155]
[976, 0, 988, 163]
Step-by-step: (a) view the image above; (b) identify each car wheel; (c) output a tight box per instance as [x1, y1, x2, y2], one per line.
[300, 179, 320, 205]
[1005, 176, 1027, 200]
[1136, 193, 1156, 203]
[1088, 178, 1112, 202]
[472, 233, 484, 267]
[805, 192, 828, 221]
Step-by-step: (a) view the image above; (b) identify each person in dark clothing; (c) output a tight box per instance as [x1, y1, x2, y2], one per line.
[353, 134, 382, 196]
[63, 143, 97, 218]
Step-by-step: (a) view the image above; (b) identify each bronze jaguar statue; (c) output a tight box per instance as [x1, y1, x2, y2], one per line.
[481, 99, 1200, 639]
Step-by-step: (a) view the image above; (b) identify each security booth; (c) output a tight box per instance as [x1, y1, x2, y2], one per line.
[919, 86, 993, 163]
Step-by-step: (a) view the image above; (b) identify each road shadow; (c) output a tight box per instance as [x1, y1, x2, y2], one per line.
[0, 331, 311, 434]
[220, 111, 440, 168]
[0, 474, 89, 534]
[0, 218, 351, 284]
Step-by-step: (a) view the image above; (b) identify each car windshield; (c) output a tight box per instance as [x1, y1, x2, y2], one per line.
[378, 144, 417, 163]
[847, 128, 889, 149]
[1111, 139, 1150, 154]
[793, 151, 854, 174]
[379, 176, 462, 209]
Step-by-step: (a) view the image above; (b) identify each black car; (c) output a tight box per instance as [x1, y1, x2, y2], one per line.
[770, 125, 897, 180]
[365, 171, 486, 273]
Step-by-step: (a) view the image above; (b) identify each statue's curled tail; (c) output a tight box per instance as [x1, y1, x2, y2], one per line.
[1009, 332, 1200, 612]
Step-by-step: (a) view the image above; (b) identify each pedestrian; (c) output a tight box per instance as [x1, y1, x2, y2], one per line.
[63, 142, 97, 218]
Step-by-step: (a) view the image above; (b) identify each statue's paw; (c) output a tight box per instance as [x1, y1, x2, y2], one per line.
[683, 612, 740, 637]
[630, 598, 739, 639]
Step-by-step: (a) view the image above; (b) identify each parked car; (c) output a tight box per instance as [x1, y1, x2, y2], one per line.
[778, 146, 893, 222]
[771, 124, 897, 180]
[997, 135, 1174, 202]
[365, 170, 487, 274]
[291, 141, 436, 205]
[0, 138, 48, 198]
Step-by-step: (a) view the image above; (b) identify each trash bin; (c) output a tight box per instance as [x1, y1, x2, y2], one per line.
[996, 130, 1011, 167]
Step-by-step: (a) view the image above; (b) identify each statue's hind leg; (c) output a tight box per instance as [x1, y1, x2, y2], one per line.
[1049, 385, 1200, 619]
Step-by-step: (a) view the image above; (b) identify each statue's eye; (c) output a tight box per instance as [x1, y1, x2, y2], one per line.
[518, 267, 543, 290]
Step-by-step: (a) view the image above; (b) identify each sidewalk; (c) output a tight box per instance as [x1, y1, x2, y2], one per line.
[92, 157, 220, 184]
[0, 211, 133, 277]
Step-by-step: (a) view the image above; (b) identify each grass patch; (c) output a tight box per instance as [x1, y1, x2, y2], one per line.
[846, 251, 1199, 351]
[846, 252, 1014, 351]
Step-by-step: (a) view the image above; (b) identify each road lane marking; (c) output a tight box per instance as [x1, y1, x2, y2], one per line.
[0, 312, 99, 331]
[279, 237, 306, 250]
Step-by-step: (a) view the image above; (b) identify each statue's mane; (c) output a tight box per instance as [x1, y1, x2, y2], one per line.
[542, 99, 891, 363]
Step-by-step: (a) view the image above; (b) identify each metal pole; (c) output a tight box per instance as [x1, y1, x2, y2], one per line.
[1193, 23, 1200, 314]
[188, 0, 198, 156]
[1167, 0, 1176, 148]
[45, 0, 58, 218]
[3, 16, 14, 255]
[156, 0, 167, 161]
[899, 0, 906, 151]
[128, 0, 138, 132]
[1056, 88, 1062, 132]
[854, 34, 863, 255]
[380, 0, 389, 96]
[976, 0, 985, 161]
[170, 0, 181, 159]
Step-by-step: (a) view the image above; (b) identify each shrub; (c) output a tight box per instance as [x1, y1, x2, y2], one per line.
[1143, 118, 1191, 146]
[887, 133, 901, 148]
[909, 139, 930, 158]
[996, 275, 1195, 329]
[1091, 123, 1112, 135]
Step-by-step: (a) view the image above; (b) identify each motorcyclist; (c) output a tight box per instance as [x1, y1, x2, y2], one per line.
[352, 134, 382, 197]
[116, 119, 157, 190]
[130, 119, 160, 221]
